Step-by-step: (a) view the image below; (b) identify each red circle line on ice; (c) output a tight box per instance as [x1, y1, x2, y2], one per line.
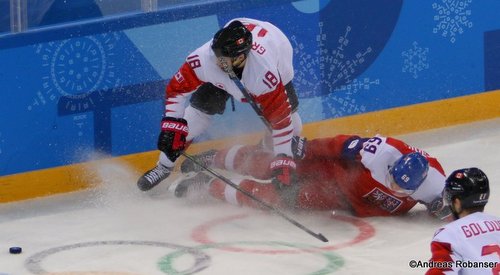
[190, 213, 376, 254]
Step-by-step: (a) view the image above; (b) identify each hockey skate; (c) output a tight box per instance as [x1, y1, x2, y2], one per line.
[137, 164, 171, 191]
[180, 149, 217, 174]
[174, 172, 213, 198]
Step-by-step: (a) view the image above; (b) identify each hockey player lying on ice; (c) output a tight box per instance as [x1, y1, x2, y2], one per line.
[175, 134, 452, 220]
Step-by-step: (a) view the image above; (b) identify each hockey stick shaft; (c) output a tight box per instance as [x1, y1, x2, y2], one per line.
[182, 152, 328, 242]
[219, 57, 272, 132]
[231, 75, 273, 132]
[214, 59, 327, 242]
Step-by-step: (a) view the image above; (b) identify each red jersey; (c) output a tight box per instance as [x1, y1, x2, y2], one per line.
[294, 134, 446, 216]
[213, 134, 447, 217]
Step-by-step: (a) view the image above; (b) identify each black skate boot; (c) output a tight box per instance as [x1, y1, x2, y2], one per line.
[137, 164, 171, 191]
[180, 149, 218, 174]
[174, 172, 214, 198]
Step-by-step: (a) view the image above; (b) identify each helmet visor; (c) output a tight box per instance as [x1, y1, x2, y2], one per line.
[442, 188, 454, 206]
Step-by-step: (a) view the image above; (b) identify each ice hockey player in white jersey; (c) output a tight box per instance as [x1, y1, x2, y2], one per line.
[137, 18, 302, 191]
[427, 168, 500, 275]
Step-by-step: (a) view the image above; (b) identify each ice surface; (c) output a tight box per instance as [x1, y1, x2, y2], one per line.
[0, 118, 499, 275]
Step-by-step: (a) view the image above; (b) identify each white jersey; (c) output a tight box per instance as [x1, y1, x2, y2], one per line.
[199, 17, 294, 99]
[359, 135, 446, 204]
[427, 212, 500, 274]
[164, 17, 297, 157]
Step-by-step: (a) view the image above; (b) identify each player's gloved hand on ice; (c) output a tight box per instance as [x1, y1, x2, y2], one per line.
[341, 136, 368, 161]
[270, 154, 297, 189]
[428, 197, 453, 221]
[157, 116, 189, 162]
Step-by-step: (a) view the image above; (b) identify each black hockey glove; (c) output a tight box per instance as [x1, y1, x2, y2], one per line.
[428, 197, 452, 221]
[270, 154, 297, 189]
[157, 117, 189, 162]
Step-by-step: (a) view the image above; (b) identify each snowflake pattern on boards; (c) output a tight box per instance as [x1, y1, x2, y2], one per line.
[30, 32, 122, 112]
[432, 0, 473, 43]
[290, 22, 375, 98]
[402, 41, 430, 79]
[323, 78, 377, 117]
[290, 22, 378, 118]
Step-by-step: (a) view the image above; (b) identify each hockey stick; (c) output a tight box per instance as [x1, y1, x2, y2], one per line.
[213, 59, 328, 242]
[182, 152, 328, 242]
[219, 57, 273, 132]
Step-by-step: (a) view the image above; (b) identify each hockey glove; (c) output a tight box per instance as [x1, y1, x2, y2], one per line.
[291, 136, 307, 160]
[341, 136, 368, 161]
[428, 197, 452, 221]
[270, 154, 297, 189]
[157, 117, 189, 162]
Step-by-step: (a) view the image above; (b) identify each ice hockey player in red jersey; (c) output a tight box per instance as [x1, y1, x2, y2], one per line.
[137, 18, 302, 191]
[176, 134, 451, 219]
[426, 168, 500, 275]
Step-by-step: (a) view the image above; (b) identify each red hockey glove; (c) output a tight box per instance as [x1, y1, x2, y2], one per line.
[270, 154, 297, 189]
[157, 117, 189, 162]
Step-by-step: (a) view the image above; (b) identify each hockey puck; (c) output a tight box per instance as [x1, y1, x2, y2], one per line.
[9, 247, 22, 254]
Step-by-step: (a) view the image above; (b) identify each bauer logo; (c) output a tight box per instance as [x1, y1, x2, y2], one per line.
[270, 159, 296, 169]
[161, 122, 188, 133]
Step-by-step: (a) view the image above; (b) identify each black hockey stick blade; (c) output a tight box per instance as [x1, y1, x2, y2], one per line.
[317, 233, 329, 242]
[182, 152, 329, 243]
